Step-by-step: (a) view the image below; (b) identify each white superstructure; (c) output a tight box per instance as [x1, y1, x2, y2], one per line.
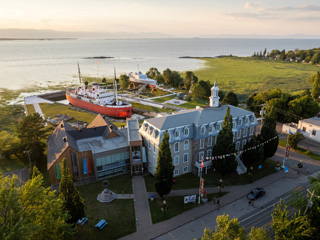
[128, 72, 157, 86]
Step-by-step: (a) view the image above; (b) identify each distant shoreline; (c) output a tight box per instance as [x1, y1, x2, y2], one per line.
[0, 38, 77, 41]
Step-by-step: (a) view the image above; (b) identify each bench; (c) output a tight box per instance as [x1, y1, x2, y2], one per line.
[95, 219, 108, 230]
[77, 217, 88, 225]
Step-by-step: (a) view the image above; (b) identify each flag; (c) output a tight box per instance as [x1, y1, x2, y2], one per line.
[83, 158, 88, 174]
[56, 163, 61, 180]
[201, 158, 204, 168]
[87, 158, 92, 174]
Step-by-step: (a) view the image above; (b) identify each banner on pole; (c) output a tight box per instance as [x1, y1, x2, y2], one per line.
[184, 195, 197, 204]
[83, 158, 88, 174]
[200, 178, 205, 194]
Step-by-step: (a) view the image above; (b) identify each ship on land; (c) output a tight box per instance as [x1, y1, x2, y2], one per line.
[66, 64, 132, 118]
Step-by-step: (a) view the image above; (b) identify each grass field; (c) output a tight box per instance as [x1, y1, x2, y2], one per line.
[193, 57, 320, 101]
[145, 159, 276, 192]
[149, 192, 228, 224]
[39, 103, 97, 123]
[76, 174, 135, 240]
[152, 94, 177, 103]
[131, 102, 176, 113]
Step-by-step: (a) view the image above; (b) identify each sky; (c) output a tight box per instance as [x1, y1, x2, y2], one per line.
[1, 0, 320, 37]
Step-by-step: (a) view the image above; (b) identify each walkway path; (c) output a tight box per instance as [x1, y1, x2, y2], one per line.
[120, 147, 320, 240]
[2, 167, 29, 187]
[132, 176, 152, 232]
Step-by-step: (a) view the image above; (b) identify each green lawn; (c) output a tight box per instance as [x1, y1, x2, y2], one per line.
[145, 159, 277, 192]
[140, 88, 170, 98]
[26, 104, 36, 115]
[39, 103, 96, 123]
[193, 57, 320, 101]
[149, 192, 227, 224]
[180, 98, 209, 109]
[279, 139, 320, 161]
[0, 156, 25, 173]
[152, 94, 177, 103]
[76, 174, 135, 240]
[131, 102, 176, 113]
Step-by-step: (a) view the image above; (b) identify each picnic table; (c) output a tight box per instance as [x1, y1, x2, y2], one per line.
[77, 217, 88, 225]
[95, 219, 108, 230]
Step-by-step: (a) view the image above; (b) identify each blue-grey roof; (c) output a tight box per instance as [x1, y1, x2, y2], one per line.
[302, 117, 320, 126]
[127, 119, 142, 142]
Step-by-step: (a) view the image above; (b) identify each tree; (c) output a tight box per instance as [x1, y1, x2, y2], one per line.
[119, 74, 130, 89]
[286, 50, 296, 60]
[84, 80, 88, 87]
[190, 83, 206, 100]
[0, 172, 74, 240]
[289, 174, 320, 239]
[163, 68, 173, 86]
[198, 80, 212, 97]
[279, 49, 286, 60]
[311, 52, 320, 65]
[271, 201, 315, 239]
[184, 71, 198, 90]
[288, 94, 320, 118]
[17, 113, 48, 168]
[162, 68, 183, 88]
[288, 132, 304, 149]
[222, 92, 238, 106]
[263, 48, 267, 57]
[257, 107, 278, 161]
[212, 107, 237, 176]
[249, 227, 272, 240]
[241, 135, 264, 167]
[0, 131, 19, 159]
[102, 77, 107, 84]
[59, 158, 85, 224]
[308, 72, 320, 100]
[269, 49, 280, 58]
[146, 67, 161, 80]
[155, 131, 174, 198]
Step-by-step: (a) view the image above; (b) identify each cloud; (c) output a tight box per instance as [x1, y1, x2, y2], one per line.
[245, 2, 260, 9]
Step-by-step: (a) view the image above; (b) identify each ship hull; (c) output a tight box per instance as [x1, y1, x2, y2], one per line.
[66, 91, 132, 118]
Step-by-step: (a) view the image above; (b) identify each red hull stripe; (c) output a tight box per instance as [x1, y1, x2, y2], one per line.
[66, 93, 132, 118]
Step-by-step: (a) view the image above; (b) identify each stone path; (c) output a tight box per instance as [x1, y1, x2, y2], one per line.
[117, 194, 134, 199]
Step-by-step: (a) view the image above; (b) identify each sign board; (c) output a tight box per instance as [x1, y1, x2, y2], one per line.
[200, 178, 205, 194]
[184, 195, 197, 204]
[284, 166, 289, 173]
[258, 165, 262, 169]
[285, 145, 290, 158]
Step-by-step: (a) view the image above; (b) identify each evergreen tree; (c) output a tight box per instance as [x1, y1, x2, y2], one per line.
[263, 48, 267, 57]
[59, 158, 85, 224]
[310, 71, 320, 100]
[257, 107, 279, 161]
[184, 71, 198, 91]
[119, 74, 130, 89]
[212, 107, 237, 176]
[240, 135, 264, 167]
[155, 131, 174, 197]
[146, 67, 161, 80]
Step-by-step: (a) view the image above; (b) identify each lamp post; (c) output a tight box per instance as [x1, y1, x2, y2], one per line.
[249, 166, 253, 182]
[218, 179, 223, 196]
[162, 200, 167, 218]
[23, 150, 32, 169]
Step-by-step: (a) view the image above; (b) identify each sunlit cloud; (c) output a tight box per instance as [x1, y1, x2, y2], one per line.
[244, 2, 260, 9]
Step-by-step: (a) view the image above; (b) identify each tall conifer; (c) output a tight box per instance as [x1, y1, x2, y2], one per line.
[155, 131, 174, 197]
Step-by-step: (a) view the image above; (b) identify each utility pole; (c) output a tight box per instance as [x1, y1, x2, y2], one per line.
[304, 189, 320, 216]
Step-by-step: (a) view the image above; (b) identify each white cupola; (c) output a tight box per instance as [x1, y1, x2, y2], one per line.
[209, 80, 220, 107]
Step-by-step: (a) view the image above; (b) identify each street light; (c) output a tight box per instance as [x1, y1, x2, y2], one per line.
[162, 200, 167, 218]
[23, 150, 32, 169]
[218, 179, 223, 196]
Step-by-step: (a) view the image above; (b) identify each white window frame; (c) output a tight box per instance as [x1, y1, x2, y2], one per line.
[207, 136, 212, 147]
[233, 122, 236, 129]
[183, 153, 188, 163]
[153, 143, 156, 153]
[199, 151, 204, 161]
[174, 142, 180, 153]
[216, 123, 220, 131]
[200, 139, 205, 149]
[174, 168, 179, 176]
[153, 156, 156, 166]
[184, 127, 189, 136]
[242, 140, 247, 148]
[302, 127, 306, 132]
[249, 126, 254, 136]
[174, 156, 179, 166]
[207, 149, 212, 158]
[184, 140, 189, 150]
[201, 126, 205, 135]
[238, 118, 242, 126]
[312, 130, 316, 136]
[236, 141, 240, 151]
[237, 129, 242, 139]
[174, 130, 180, 138]
[183, 166, 188, 173]
[243, 128, 248, 137]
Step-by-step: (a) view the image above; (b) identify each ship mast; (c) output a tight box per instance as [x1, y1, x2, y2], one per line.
[114, 67, 119, 105]
[77, 62, 82, 85]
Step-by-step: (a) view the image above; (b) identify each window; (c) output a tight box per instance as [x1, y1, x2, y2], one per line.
[174, 156, 179, 166]
[248, 137, 252, 142]
[245, 117, 249, 124]
[174, 142, 180, 153]
[201, 126, 205, 134]
[242, 140, 247, 148]
[153, 156, 156, 166]
[216, 123, 220, 130]
[183, 166, 188, 173]
[249, 127, 254, 136]
[302, 127, 306, 132]
[243, 128, 248, 137]
[200, 139, 204, 149]
[233, 122, 236, 129]
[174, 130, 180, 138]
[233, 134, 235, 142]
[238, 118, 242, 126]
[70, 151, 79, 177]
[184, 140, 189, 150]
[237, 129, 242, 139]
[199, 151, 204, 161]
[236, 141, 240, 150]
[149, 166, 151, 172]
[183, 153, 188, 163]
[184, 127, 189, 136]
[207, 136, 212, 147]
[153, 143, 156, 153]
[174, 168, 179, 176]
[312, 130, 316, 136]
[207, 149, 212, 158]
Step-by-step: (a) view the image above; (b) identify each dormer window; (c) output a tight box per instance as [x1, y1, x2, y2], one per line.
[174, 130, 180, 138]
[201, 126, 205, 135]
[216, 123, 221, 131]
[184, 127, 189, 136]
[233, 122, 236, 129]
[245, 117, 249, 124]
[238, 118, 242, 126]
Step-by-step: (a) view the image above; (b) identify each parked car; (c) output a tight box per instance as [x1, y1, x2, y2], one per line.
[247, 188, 265, 200]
